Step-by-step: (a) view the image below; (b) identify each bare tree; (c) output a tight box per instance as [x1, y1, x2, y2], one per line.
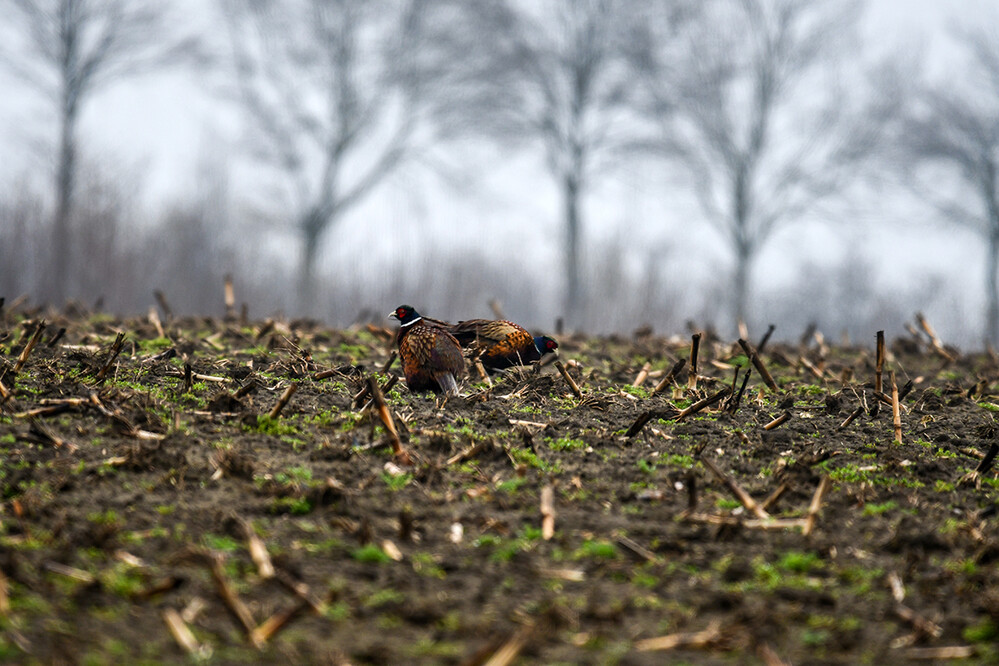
[897, 23, 999, 345]
[639, 0, 893, 330]
[0, 0, 201, 304]
[220, 0, 434, 314]
[421, 0, 676, 326]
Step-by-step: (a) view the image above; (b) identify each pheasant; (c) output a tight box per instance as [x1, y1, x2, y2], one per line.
[390, 305, 464, 396]
[447, 318, 558, 371]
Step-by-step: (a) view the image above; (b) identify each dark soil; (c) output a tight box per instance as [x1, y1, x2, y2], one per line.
[0, 307, 997, 664]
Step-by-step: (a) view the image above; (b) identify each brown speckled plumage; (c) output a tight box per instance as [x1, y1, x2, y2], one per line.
[390, 305, 464, 396]
[448, 319, 558, 371]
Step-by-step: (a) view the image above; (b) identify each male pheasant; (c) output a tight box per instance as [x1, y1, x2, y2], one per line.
[447, 319, 558, 371]
[390, 305, 464, 396]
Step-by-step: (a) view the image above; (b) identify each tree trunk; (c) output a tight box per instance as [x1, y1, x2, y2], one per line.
[51, 97, 78, 304]
[987, 229, 999, 346]
[563, 172, 583, 327]
[733, 243, 751, 333]
[297, 205, 328, 316]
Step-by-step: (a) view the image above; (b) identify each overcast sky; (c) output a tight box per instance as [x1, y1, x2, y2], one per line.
[1, 1, 997, 343]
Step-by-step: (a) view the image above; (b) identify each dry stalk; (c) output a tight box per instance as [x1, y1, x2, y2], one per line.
[700, 457, 769, 520]
[163, 607, 204, 658]
[359, 375, 399, 412]
[763, 411, 791, 431]
[891, 372, 903, 444]
[13, 321, 46, 374]
[757, 642, 789, 666]
[837, 406, 864, 430]
[207, 553, 261, 648]
[95, 331, 126, 382]
[224, 274, 236, 319]
[475, 360, 493, 388]
[154, 290, 173, 320]
[759, 482, 790, 511]
[632, 362, 652, 388]
[368, 376, 411, 465]
[275, 570, 326, 615]
[268, 383, 298, 419]
[240, 519, 275, 579]
[676, 387, 731, 422]
[903, 646, 975, 660]
[540, 485, 555, 540]
[634, 619, 723, 652]
[148, 306, 165, 338]
[916, 312, 956, 361]
[0, 569, 9, 616]
[802, 476, 831, 537]
[447, 440, 489, 466]
[381, 350, 397, 373]
[894, 604, 942, 638]
[554, 360, 583, 399]
[738, 339, 778, 393]
[616, 536, 656, 563]
[652, 358, 686, 395]
[757, 324, 776, 354]
[688, 333, 701, 391]
[484, 624, 535, 666]
[875, 330, 885, 394]
[250, 602, 308, 646]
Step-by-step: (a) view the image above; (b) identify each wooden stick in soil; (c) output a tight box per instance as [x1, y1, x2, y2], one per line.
[554, 360, 583, 399]
[763, 411, 791, 431]
[903, 646, 976, 661]
[634, 619, 722, 652]
[757, 324, 776, 355]
[240, 519, 274, 579]
[540, 485, 555, 540]
[95, 331, 126, 382]
[837, 405, 864, 430]
[700, 456, 769, 520]
[475, 360, 493, 388]
[359, 375, 399, 412]
[738, 338, 778, 393]
[368, 375, 411, 465]
[652, 358, 686, 395]
[381, 350, 398, 373]
[687, 333, 701, 391]
[727, 368, 752, 414]
[875, 330, 885, 393]
[891, 371, 902, 444]
[148, 306, 165, 339]
[268, 383, 297, 419]
[760, 481, 790, 511]
[632, 361, 652, 388]
[483, 623, 534, 666]
[916, 312, 956, 361]
[224, 274, 236, 320]
[250, 601, 308, 646]
[275, 569, 326, 615]
[207, 553, 261, 648]
[675, 387, 731, 422]
[45, 326, 66, 348]
[0, 568, 8, 616]
[13, 320, 45, 374]
[802, 476, 831, 537]
[163, 607, 204, 658]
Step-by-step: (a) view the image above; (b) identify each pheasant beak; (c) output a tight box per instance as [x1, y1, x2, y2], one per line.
[388, 310, 399, 320]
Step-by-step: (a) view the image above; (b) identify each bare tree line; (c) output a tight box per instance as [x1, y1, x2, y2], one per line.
[0, 0, 998, 344]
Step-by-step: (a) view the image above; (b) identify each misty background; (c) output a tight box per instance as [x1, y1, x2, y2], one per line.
[1, 0, 998, 348]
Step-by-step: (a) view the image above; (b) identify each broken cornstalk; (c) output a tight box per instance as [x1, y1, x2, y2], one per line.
[687, 333, 701, 391]
[738, 339, 778, 393]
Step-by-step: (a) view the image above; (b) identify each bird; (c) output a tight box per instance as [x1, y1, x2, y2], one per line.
[446, 318, 558, 371]
[389, 305, 464, 396]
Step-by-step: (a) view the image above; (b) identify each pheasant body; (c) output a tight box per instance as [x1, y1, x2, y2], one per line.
[447, 319, 558, 371]
[390, 305, 464, 396]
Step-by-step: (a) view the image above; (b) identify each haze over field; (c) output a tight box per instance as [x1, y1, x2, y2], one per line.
[1, 0, 998, 347]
